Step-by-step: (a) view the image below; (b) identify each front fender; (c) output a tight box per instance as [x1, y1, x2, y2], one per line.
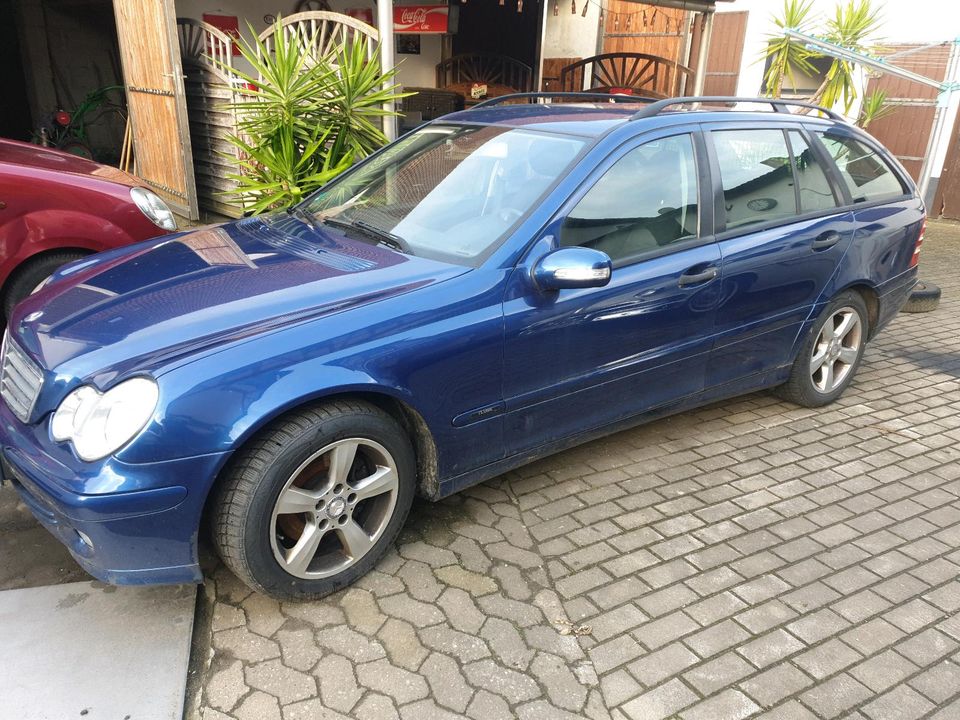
[0, 208, 137, 285]
[116, 357, 427, 465]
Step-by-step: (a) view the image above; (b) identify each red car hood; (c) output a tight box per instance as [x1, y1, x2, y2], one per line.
[0, 138, 142, 188]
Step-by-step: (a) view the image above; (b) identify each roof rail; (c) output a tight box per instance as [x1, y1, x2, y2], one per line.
[629, 96, 843, 121]
[471, 92, 657, 109]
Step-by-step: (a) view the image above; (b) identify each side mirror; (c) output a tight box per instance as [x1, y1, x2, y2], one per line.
[532, 246, 613, 291]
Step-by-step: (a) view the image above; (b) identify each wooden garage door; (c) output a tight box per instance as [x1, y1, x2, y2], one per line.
[864, 43, 951, 183]
[113, 0, 198, 220]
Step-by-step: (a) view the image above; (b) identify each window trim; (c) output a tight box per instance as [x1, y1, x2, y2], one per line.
[531, 125, 716, 272]
[784, 127, 845, 213]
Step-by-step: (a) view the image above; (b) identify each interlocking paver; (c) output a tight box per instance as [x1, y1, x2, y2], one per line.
[739, 662, 813, 708]
[193, 223, 960, 720]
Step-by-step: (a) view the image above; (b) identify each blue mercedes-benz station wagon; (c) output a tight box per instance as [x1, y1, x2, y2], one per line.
[0, 96, 924, 599]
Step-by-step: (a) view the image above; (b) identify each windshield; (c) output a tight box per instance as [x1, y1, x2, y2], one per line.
[303, 124, 586, 265]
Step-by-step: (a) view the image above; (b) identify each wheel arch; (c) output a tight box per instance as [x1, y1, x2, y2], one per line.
[0, 245, 95, 292]
[838, 281, 880, 339]
[203, 387, 441, 519]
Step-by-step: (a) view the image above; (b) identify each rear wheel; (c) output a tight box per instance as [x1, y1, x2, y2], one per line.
[211, 400, 415, 601]
[776, 291, 868, 408]
[2, 251, 88, 320]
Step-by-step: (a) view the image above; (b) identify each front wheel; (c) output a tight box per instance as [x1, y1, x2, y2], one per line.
[211, 400, 416, 601]
[776, 291, 868, 408]
[3, 251, 88, 320]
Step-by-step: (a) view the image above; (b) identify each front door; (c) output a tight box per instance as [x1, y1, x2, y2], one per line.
[502, 130, 721, 454]
[113, 0, 198, 219]
[705, 124, 856, 389]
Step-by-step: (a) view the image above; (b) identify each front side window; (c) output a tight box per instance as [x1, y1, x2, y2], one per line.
[815, 130, 906, 203]
[712, 129, 797, 229]
[559, 134, 699, 263]
[303, 125, 585, 265]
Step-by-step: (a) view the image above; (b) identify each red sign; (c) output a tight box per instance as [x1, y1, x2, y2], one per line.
[345, 8, 374, 25]
[393, 5, 449, 34]
[202, 14, 241, 56]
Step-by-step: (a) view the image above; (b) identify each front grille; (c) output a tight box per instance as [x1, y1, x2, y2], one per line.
[0, 333, 43, 423]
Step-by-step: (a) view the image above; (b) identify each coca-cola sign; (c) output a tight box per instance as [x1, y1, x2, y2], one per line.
[393, 4, 449, 33]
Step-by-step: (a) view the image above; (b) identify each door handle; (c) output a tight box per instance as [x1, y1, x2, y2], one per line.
[812, 231, 842, 250]
[678, 266, 718, 287]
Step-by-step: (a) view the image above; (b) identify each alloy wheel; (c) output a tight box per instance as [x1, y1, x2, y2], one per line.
[269, 438, 398, 579]
[810, 307, 862, 394]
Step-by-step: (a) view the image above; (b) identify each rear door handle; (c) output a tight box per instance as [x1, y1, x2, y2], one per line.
[678, 266, 718, 287]
[812, 230, 842, 250]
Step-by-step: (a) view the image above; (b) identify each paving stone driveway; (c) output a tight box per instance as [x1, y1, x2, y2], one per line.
[195, 221, 960, 720]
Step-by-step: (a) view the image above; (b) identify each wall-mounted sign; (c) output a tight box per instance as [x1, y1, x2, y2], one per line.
[394, 5, 450, 34]
[344, 8, 374, 25]
[202, 13, 241, 56]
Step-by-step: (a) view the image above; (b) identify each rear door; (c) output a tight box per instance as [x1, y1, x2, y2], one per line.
[705, 122, 856, 389]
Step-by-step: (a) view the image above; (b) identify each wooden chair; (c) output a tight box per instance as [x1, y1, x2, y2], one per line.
[560, 53, 694, 98]
[436, 54, 534, 93]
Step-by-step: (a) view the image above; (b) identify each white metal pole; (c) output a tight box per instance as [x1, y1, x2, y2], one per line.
[692, 11, 714, 96]
[377, 0, 397, 141]
[918, 41, 960, 205]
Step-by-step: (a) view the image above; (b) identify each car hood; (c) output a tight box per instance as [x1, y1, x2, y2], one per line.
[0, 138, 143, 188]
[12, 213, 467, 381]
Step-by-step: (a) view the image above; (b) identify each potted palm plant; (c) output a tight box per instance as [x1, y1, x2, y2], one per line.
[219, 18, 408, 213]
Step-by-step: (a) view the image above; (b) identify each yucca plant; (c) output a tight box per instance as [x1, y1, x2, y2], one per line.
[218, 18, 406, 212]
[762, 0, 819, 98]
[857, 89, 895, 129]
[810, 0, 884, 113]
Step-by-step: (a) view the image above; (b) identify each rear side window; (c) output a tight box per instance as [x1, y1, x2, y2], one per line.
[815, 131, 906, 203]
[788, 131, 838, 213]
[712, 129, 797, 229]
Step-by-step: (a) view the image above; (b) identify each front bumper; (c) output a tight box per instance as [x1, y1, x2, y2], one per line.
[0, 401, 228, 585]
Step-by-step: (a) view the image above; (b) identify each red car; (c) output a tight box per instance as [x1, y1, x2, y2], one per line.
[0, 138, 176, 318]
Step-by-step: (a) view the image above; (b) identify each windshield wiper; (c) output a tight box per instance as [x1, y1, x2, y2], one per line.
[321, 216, 414, 255]
[287, 204, 321, 230]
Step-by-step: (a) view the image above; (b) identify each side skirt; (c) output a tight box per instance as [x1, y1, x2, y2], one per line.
[435, 367, 788, 499]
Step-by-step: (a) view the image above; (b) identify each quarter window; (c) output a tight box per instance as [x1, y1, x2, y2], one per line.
[559, 134, 699, 263]
[788, 131, 838, 213]
[816, 131, 906, 202]
[712, 129, 797, 229]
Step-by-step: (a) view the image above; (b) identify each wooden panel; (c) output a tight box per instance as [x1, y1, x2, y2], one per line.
[864, 43, 951, 184]
[542, 57, 580, 92]
[601, 2, 686, 64]
[938, 110, 960, 219]
[701, 11, 747, 96]
[113, 0, 197, 219]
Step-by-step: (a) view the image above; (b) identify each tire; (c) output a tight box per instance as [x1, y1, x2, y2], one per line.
[776, 290, 869, 408]
[3, 251, 88, 320]
[902, 280, 941, 313]
[211, 399, 416, 601]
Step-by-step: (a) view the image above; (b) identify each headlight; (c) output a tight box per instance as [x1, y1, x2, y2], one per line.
[130, 187, 177, 232]
[51, 377, 159, 461]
